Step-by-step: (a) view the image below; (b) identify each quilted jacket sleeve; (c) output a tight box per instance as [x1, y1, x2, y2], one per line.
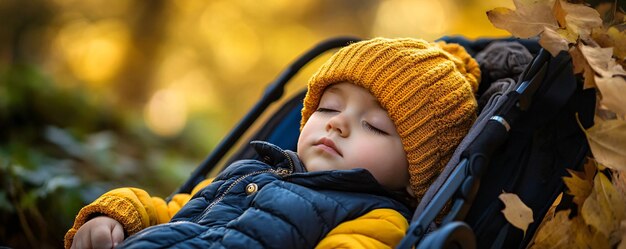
[64, 179, 213, 249]
[315, 208, 409, 249]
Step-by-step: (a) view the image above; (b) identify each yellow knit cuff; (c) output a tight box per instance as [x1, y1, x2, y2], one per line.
[64, 195, 145, 249]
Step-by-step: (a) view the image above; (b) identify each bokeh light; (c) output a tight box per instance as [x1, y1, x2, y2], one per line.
[199, 1, 263, 75]
[0, 1, 519, 247]
[144, 88, 188, 137]
[17, 0, 513, 139]
[54, 18, 129, 85]
[372, 0, 453, 40]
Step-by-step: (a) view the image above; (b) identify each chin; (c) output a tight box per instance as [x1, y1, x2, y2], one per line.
[304, 160, 338, 172]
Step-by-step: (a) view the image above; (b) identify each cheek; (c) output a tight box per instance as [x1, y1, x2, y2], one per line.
[297, 118, 323, 154]
[346, 138, 391, 170]
[347, 136, 409, 189]
[296, 128, 307, 153]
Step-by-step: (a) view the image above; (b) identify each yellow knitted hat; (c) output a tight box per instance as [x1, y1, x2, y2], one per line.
[300, 37, 481, 200]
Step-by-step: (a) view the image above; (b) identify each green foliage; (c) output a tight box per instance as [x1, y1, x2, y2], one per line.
[0, 65, 201, 248]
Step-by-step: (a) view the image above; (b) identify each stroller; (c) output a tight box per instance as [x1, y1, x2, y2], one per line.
[168, 36, 595, 249]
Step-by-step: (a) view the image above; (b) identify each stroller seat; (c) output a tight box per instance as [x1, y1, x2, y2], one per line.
[169, 36, 595, 249]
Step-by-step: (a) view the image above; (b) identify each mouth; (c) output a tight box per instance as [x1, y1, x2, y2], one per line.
[315, 137, 342, 156]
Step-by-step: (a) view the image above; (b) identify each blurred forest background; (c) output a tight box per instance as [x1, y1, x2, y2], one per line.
[0, 0, 512, 248]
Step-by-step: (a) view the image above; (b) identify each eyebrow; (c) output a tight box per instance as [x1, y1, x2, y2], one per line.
[325, 85, 342, 93]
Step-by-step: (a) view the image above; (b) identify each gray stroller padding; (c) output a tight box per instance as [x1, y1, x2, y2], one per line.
[413, 41, 533, 220]
[414, 77, 517, 220]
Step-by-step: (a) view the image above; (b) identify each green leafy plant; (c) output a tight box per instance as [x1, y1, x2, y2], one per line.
[0, 65, 200, 248]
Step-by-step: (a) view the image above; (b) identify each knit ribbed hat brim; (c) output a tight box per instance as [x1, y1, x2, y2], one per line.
[301, 38, 480, 200]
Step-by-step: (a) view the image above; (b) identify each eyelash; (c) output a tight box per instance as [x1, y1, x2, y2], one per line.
[316, 107, 337, 113]
[316, 107, 387, 135]
[363, 121, 388, 135]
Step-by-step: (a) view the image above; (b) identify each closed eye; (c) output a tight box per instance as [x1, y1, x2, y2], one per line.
[316, 107, 338, 113]
[362, 121, 388, 135]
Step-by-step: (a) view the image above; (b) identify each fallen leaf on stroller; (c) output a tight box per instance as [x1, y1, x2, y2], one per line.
[499, 192, 534, 236]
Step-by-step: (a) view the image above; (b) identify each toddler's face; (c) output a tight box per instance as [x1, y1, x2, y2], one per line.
[297, 82, 409, 191]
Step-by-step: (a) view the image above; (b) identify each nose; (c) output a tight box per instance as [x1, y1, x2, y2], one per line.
[326, 114, 350, 137]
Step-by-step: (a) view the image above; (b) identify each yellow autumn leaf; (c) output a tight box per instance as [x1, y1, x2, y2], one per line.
[607, 27, 626, 61]
[499, 192, 534, 236]
[585, 118, 626, 171]
[588, 230, 612, 249]
[618, 220, 626, 249]
[569, 45, 586, 73]
[614, 170, 626, 201]
[613, 170, 626, 247]
[529, 193, 565, 248]
[557, 27, 579, 43]
[573, 213, 611, 249]
[486, 0, 558, 39]
[582, 66, 598, 89]
[552, 0, 568, 28]
[539, 26, 570, 57]
[595, 75, 626, 118]
[581, 173, 626, 241]
[563, 166, 593, 207]
[553, 0, 602, 37]
[608, 60, 626, 76]
[529, 210, 575, 248]
[592, 26, 613, 47]
[583, 158, 597, 182]
[569, 45, 597, 88]
[578, 43, 615, 77]
[577, 43, 626, 117]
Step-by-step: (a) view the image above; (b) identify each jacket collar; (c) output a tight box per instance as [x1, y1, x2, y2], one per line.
[250, 141, 415, 209]
[250, 141, 306, 173]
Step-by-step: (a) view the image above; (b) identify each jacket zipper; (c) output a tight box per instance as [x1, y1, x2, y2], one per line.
[281, 150, 295, 173]
[192, 167, 291, 223]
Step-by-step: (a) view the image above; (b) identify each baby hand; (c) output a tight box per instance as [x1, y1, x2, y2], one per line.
[71, 216, 125, 249]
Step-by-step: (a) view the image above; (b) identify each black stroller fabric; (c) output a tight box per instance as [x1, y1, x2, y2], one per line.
[399, 37, 595, 249]
[171, 36, 595, 249]
[415, 39, 535, 217]
[463, 50, 595, 248]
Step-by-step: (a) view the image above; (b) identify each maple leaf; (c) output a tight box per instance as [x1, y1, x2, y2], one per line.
[539, 26, 570, 56]
[529, 193, 565, 248]
[553, 0, 602, 37]
[486, 0, 557, 38]
[585, 118, 626, 171]
[563, 160, 595, 207]
[574, 213, 612, 249]
[595, 76, 626, 118]
[581, 172, 626, 245]
[529, 210, 575, 248]
[577, 43, 626, 117]
[582, 158, 597, 182]
[578, 44, 615, 77]
[488, 0, 626, 247]
[499, 192, 534, 236]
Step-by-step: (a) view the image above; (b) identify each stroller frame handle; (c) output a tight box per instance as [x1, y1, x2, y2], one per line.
[167, 37, 362, 201]
[397, 48, 551, 249]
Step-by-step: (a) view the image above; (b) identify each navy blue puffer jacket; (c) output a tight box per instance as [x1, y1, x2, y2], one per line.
[119, 141, 411, 249]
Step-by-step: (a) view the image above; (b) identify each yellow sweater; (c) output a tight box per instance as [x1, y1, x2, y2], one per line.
[65, 179, 409, 249]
